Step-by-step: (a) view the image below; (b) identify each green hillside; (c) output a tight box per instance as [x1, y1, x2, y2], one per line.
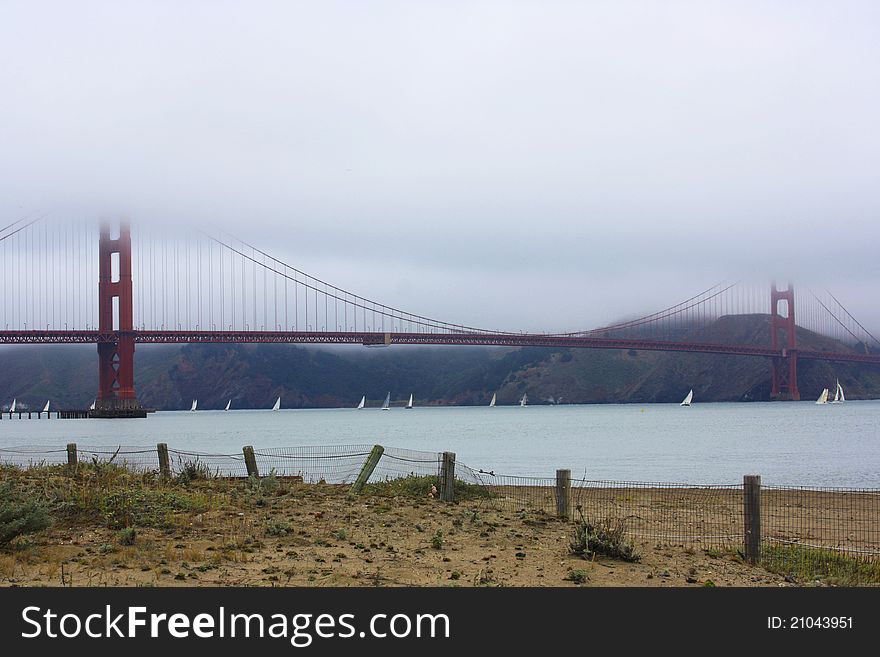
[1, 315, 878, 410]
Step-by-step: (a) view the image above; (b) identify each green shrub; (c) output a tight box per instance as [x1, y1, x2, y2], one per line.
[364, 475, 493, 501]
[431, 530, 444, 550]
[566, 569, 589, 584]
[569, 508, 640, 563]
[266, 520, 292, 537]
[249, 471, 280, 495]
[0, 483, 51, 547]
[117, 527, 137, 546]
[176, 459, 215, 483]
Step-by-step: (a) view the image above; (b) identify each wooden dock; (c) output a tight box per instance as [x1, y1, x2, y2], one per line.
[3, 409, 94, 419]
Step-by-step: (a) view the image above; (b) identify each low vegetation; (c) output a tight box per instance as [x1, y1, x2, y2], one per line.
[363, 474, 494, 501]
[569, 508, 640, 563]
[0, 481, 51, 546]
[761, 544, 880, 586]
[0, 462, 225, 534]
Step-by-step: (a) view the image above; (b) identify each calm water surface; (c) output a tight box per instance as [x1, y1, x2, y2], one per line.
[2, 401, 879, 486]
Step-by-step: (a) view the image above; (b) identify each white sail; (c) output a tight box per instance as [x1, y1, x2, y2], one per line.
[9, 398, 16, 413]
[89, 399, 96, 410]
[381, 392, 391, 410]
[680, 389, 694, 407]
[832, 379, 845, 404]
[225, 399, 231, 411]
[489, 392, 496, 407]
[272, 396, 281, 411]
[405, 393, 413, 409]
[43, 400, 50, 413]
[190, 399, 198, 412]
[520, 393, 527, 407]
[815, 388, 829, 404]
[356, 395, 365, 409]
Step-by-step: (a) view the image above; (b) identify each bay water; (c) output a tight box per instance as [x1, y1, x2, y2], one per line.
[2, 400, 878, 487]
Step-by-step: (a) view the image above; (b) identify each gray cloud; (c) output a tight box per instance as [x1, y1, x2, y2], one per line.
[1, 1, 878, 332]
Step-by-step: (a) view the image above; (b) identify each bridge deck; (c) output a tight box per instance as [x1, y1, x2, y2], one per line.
[0, 330, 878, 365]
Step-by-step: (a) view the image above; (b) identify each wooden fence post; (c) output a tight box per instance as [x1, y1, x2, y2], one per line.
[66, 443, 77, 469]
[743, 474, 762, 564]
[439, 452, 456, 502]
[556, 469, 572, 519]
[157, 443, 171, 479]
[243, 445, 259, 478]
[349, 445, 385, 496]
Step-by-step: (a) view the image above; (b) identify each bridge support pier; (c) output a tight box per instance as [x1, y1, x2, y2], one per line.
[770, 283, 800, 401]
[93, 222, 146, 418]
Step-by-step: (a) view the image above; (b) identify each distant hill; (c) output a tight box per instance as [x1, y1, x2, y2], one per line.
[1, 314, 879, 410]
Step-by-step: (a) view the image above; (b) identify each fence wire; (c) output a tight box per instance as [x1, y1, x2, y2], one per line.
[759, 485, 880, 583]
[0, 445, 69, 468]
[374, 447, 442, 483]
[472, 472, 742, 550]
[253, 445, 372, 483]
[168, 448, 249, 478]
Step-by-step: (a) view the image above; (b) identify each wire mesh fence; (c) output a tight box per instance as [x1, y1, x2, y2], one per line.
[167, 448, 249, 478]
[376, 447, 443, 482]
[0, 443, 442, 485]
[468, 471, 742, 550]
[573, 481, 744, 549]
[759, 485, 880, 582]
[1, 443, 878, 582]
[77, 445, 161, 472]
[0, 445, 70, 468]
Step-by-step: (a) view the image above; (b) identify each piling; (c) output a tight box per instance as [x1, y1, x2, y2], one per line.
[349, 445, 385, 496]
[243, 445, 259, 478]
[743, 474, 762, 564]
[157, 443, 171, 479]
[556, 469, 572, 519]
[440, 452, 456, 502]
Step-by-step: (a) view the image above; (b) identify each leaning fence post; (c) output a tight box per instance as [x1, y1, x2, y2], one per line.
[349, 445, 385, 496]
[743, 474, 762, 564]
[66, 443, 77, 469]
[439, 452, 456, 502]
[243, 445, 259, 478]
[157, 443, 171, 479]
[556, 469, 572, 519]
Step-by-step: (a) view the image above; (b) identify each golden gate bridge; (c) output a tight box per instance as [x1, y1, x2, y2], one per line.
[1, 217, 879, 416]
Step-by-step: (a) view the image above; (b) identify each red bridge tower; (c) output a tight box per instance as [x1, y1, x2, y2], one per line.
[770, 283, 800, 401]
[93, 222, 146, 417]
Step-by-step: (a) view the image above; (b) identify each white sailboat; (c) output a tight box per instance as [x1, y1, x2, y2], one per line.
[43, 400, 50, 413]
[405, 393, 413, 409]
[489, 392, 496, 407]
[680, 389, 694, 407]
[831, 379, 845, 404]
[190, 399, 198, 412]
[272, 396, 281, 411]
[9, 398, 16, 413]
[519, 393, 528, 407]
[225, 399, 231, 411]
[356, 395, 365, 409]
[89, 399, 96, 411]
[815, 388, 829, 404]
[381, 392, 391, 411]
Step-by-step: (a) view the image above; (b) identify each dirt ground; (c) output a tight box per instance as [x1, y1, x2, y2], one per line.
[0, 476, 792, 587]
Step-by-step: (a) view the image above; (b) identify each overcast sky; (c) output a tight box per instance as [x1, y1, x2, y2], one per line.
[1, 1, 878, 332]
